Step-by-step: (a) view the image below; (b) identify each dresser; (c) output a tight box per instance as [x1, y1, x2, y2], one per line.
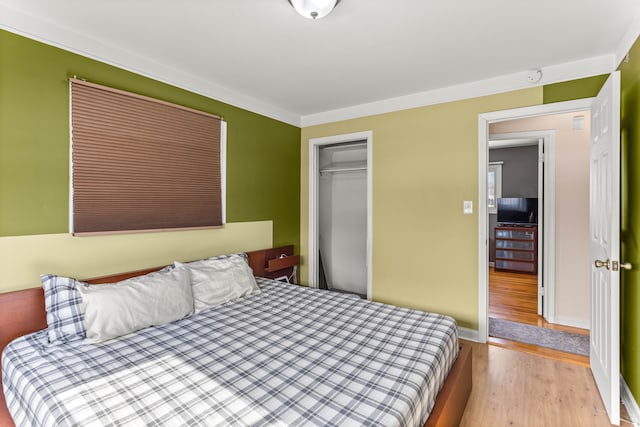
[494, 225, 538, 274]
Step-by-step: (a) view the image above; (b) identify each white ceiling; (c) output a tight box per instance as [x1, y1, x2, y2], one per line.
[1, 0, 640, 126]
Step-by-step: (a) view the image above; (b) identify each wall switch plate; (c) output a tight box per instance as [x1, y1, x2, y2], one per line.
[463, 200, 473, 214]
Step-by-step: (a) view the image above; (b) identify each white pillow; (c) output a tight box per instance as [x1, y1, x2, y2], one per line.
[77, 265, 194, 343]
[177, 254, 260, 311]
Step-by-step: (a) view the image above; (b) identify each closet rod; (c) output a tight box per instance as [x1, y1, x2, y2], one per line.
[320, 166, 367, 174]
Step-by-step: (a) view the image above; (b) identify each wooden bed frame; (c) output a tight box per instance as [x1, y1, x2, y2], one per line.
[0, 247, 472, 427]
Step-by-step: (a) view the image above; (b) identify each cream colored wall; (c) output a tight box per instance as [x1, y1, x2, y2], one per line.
[490, 112, 591, 327]
[0, 221, 272, 293]
[301, 89, 542, 329]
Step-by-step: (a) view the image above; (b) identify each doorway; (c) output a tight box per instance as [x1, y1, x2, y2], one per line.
[488, 134, 549, 318]
[318, 141, 367, 297]
[478, 100, 593, 356]
[479, 75, 623, 426]
[308, 131, 372, 299]
[484, 131, 591, 359]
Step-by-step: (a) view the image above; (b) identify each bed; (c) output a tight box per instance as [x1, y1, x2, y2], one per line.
[0, 248, 471, 426]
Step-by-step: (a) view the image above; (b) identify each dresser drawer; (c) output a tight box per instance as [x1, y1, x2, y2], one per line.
[495, 260, 536, 273]
[496, 250, 535, 261]
[496, 240, 535, 250]
[495, 229, 536, 240]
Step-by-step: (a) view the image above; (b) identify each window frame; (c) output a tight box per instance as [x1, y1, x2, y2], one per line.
[488, 162, 503, 215]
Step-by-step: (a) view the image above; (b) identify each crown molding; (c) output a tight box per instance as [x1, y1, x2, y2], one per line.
[3, 3, 636, 130]
[0, 4, 301, 127]
[301, 54, 615, 127]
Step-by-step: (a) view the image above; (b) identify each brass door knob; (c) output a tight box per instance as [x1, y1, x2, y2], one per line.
[612, 261, 633, 271]
[595, 259, 632, 271]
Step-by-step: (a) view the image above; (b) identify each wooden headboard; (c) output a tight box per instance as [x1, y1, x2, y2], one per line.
[0, 246, 292, 426]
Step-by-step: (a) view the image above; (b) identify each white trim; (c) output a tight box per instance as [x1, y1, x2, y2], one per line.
[621, 375, 640, 425]
[68, 80, 74, 234]
[302, 56, 613, 126]
[478, 98, 593, 342]
[478, 116, 489, 343]
[0, 4, 300, 127]
[220, 121, 228, 225]
[489, 138, 539, 149]
[2, 2, 627, 129]
[487, 163, 502, 215]
[544, 137, 557, 323]
[367, 137, 373, 300]
[308, 131, 373, 300]
[481, 98, 594, 123]
[554, 315, 590, 331]
[458, 327, 480, 343]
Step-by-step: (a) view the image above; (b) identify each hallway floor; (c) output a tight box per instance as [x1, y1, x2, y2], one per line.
[488, 267, 590, 366]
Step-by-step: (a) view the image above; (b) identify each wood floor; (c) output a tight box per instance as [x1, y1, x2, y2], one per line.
[466, 269, 636, 425]
[459, 340, 635, 427]
[489, 267, 590, 365]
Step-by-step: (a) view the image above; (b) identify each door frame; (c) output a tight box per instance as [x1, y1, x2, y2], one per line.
[477, 98, 593, 342]
[308, 131, 373, 299]
[488, 131, 555, 321]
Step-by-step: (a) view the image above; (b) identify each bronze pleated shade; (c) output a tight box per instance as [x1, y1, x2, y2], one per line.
[70, 79, 223, 235]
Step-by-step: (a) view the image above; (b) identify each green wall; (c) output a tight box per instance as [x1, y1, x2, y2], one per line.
[620, 36, 640, 407]
[543, 74, 609, 103]
[0, 30, 300, 249]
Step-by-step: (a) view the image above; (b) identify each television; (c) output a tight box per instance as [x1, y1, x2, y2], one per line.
[497, 197, 538, 225]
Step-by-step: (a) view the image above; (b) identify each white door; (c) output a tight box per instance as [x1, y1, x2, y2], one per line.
[590, 71, 621, 426]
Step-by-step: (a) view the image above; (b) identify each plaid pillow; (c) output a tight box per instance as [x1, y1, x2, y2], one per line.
[40, 274, 87, 345]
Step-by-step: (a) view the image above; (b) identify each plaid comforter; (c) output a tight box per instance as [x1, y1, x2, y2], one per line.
[2, 279, 458, 427]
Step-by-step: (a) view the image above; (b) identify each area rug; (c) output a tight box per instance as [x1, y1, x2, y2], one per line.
[489, 317, 590, 357]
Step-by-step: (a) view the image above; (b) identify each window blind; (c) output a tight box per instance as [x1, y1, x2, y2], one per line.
[70, 78, 224, 235]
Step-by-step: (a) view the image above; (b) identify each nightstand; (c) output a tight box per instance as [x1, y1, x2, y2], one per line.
[247, 245, 300, 284]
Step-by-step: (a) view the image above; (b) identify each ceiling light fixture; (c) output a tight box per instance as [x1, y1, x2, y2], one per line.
[288, 0, 341, 20]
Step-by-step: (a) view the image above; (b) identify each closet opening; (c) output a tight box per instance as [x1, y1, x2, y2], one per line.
[308, 131, 372, 300]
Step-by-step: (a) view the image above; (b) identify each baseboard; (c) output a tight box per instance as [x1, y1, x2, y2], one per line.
[458, 327, 480, 342]
[554, 315, 590, 330]
[621, 375, 640, 425]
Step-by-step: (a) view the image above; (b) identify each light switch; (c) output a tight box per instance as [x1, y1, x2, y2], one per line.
[463, 200, 473, 214]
